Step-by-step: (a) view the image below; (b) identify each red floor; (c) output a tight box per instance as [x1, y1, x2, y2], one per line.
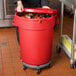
[0, 14, 76, 76]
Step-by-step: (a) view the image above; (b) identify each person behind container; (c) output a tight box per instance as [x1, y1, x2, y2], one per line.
[14, 0, 50, 43]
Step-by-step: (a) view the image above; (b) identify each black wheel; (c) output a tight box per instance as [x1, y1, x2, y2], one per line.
[56, 45, 61, 53]
[48, 64, 51, 68]
[54, 25, 56, 29]
[69, 14, 74, 18]
[70, 64, 74, 68]
[36, 69, 40, 74]
[48, 64, 52, 68]
[23, 65, 27, 70]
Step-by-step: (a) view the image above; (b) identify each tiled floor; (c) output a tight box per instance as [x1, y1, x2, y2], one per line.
[0, 14, 76, 76]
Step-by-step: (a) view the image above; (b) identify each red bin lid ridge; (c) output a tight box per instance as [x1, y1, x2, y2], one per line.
[15, 8, 57, 14]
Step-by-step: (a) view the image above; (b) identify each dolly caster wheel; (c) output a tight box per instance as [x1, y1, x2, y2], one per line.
[69, 14, 74, 18]
[36, 69, 40, 74]
[48, 64, 51, 68]
[23, 65, 27, 70]
[56, 45, 61, 53]
[54, 24, 56, 29]
[70, 64, 74, 68]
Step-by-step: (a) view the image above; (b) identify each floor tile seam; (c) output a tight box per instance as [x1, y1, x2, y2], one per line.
[6, 35, 16, 76]
[7, 34, 26, 76]
[0, 45, 4, 76]
[8, 28, 27, 76]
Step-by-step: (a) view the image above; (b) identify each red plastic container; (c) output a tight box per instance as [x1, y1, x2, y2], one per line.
[13, 8, 59, 65]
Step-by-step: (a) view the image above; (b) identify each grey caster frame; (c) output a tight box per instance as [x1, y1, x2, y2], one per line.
[21, 60, 52, 74]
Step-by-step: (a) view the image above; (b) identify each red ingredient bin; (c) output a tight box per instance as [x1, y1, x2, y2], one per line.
[13, 8, 59, 74]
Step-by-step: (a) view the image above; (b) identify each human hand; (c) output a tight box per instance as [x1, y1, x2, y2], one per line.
[17, 1, 24, 12]
[42, 6, 50, 9]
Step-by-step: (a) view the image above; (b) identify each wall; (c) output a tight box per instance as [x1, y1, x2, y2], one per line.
[0, 0, 13, 27]
[0, 0, 4, 19]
